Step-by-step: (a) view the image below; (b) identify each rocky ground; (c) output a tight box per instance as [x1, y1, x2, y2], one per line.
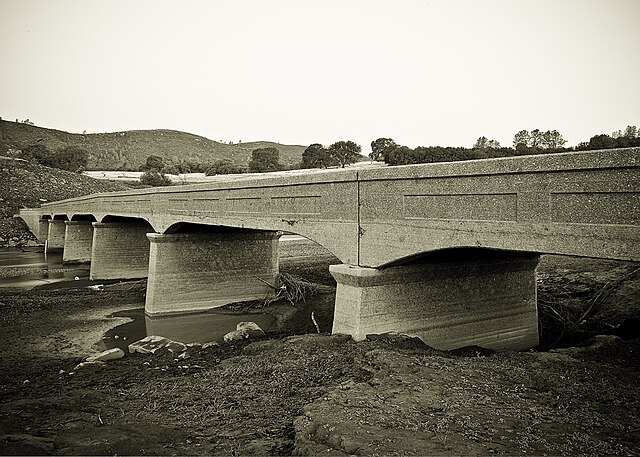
[0, 248, 638, 456]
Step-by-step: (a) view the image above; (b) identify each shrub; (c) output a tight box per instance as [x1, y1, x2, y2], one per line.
[140, 170, 171, 186]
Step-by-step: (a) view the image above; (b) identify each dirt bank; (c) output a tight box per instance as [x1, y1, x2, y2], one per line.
[0, 254, 638, 455]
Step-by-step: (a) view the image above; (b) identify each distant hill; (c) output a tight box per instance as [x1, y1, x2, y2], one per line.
[0, 120, 307, 171]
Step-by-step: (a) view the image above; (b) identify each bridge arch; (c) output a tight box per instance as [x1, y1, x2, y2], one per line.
[379, 246, 541, 268]
[70, 214, 97, 222]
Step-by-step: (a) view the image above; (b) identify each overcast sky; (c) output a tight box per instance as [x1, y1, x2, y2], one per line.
[1, 0, 639, 152]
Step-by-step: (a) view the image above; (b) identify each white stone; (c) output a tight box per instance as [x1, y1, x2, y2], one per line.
[223, 322, 265, 342]
[128, 335, 187, 354]
[86, 348, 125, 362]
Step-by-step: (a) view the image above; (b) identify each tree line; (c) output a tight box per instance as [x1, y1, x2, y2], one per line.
[140, 141, 364, 186]
[370, 125, 640, 166]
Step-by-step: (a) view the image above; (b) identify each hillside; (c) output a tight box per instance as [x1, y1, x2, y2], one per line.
[0, 120, 307, 171]
[0, 156, 131, 245]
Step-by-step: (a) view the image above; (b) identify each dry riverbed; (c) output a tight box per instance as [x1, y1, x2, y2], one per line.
[0, 254, 639, 456]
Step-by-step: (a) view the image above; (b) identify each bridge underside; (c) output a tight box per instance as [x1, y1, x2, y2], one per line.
[21, 214, 546, 350]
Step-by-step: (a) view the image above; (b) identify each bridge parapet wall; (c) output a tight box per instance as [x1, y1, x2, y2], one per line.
[358, 148, 639, 266]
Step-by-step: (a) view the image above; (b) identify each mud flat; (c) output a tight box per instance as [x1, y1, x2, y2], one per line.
[0, 254, 638, 455]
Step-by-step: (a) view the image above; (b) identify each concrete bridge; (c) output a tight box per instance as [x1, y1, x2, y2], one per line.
[18, 148, 640, 351]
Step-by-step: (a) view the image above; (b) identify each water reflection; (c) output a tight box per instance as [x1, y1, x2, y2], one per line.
[100, 308, 276, 351]
[0, 247, 90, 289]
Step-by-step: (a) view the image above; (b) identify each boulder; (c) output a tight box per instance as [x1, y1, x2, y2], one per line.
[223, 321, 265, 343]
[128, 335, 187, 355]
[86, 348, 125, 362]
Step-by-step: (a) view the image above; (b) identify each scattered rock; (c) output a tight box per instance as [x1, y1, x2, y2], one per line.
[223, 322, 265, 342]
[365, 332, 437, 352]
[75, 361, 107, 370]
[237, 321, 266, 337]
[86, 348, 125, 362]
[201, 341, 219, 349]
[128, 335, 187, 355]
[176, 351, 190, 360]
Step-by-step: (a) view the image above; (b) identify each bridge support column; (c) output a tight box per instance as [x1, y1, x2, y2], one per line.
[46, 220, 66, 253]
[145, 231, 279, 316]
[330, 252, 541, 351]
[37, 219, 49, 244]
[90, 222, 152, 280]
[63, 221, 94, 263]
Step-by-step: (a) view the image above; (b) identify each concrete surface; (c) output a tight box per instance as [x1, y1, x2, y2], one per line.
[89, 222, 152, 280]
[330, 252, 541, 351]
[145, 230, 279, 316]
[62, 221, 94, 263]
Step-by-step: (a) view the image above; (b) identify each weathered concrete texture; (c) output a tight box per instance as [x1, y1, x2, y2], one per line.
[330, 252, 541, 351]
[62, 221, 94, 263]
[358, 149, 639, 266]
[89, 222, 152, 280]
[37, 219, 49, 244]
[145, 230, 279, 316]
[46, 220, 66, 253]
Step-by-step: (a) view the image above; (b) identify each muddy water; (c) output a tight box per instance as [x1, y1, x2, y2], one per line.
[0, 247, 90, 288]
[98, 308, 277, 351]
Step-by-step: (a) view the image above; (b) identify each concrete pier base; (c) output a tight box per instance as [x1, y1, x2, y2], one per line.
[330, 252, 541, 351]
[63, 221, 94, 263]
[37, 219, 49, 244]
[145, 230, 280, 316]
[90, 222, 153, 280]
[46, 220, 66, 253]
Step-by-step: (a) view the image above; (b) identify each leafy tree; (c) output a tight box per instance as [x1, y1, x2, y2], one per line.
[513, 130, 530, 150]
[624, 125, 638, 138]
[55, 146, 89, 171]
[370, 138, 397, 161]
[473, 136, 501, 149]
[145, 155, 165, 171]
[513, 129, 566, 151]
[327, 140, 362, 168]
[248, 147, 283, 173]
[542, 130, 566, 149]
[20, 144, 52, 164]
[588, 134, 617, 150]
[140, 169, 171, 186]
[301, 143, 333, 168]
[385, 145, 415, 165]
[205, 159, 246, 176]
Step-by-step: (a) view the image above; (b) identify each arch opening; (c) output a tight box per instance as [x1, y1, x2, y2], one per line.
[164, 222, 270, 235]
[71, 214, 97, 222]
[101, 215, 154, 228]
[381, 246, 541, 269]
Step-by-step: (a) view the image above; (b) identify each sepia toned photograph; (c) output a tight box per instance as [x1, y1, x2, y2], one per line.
[0, 0, 638, 455]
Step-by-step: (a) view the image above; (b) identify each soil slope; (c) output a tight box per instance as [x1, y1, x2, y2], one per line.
[0, 157, 131, 245]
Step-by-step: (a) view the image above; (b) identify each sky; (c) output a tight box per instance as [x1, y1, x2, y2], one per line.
[1, 0, 639, 153]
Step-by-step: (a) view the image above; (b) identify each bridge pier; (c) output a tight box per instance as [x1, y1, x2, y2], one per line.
[62, 221, 94, 263]
[90, 222, 153, 280]
[145, 230, 280, 316]
[36, 218, 49, 244]
[330, 252, 541, 351]
[46, 219, 66, 253]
